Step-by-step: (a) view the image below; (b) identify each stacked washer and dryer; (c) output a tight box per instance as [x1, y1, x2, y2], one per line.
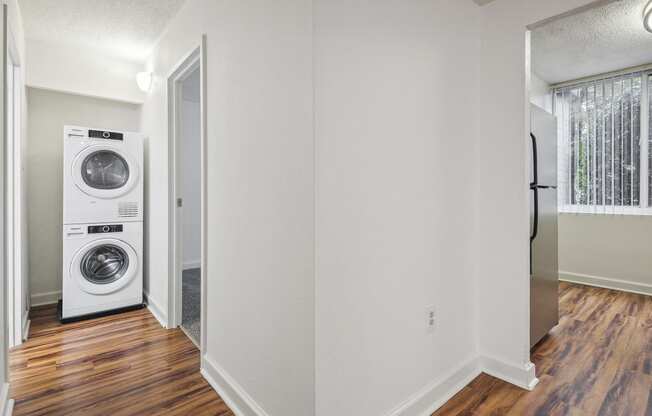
[61, 126, 144, 322]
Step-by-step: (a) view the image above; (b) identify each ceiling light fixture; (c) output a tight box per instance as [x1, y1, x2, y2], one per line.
[645, 0, 652, 33]
[136, 71, 153, 92]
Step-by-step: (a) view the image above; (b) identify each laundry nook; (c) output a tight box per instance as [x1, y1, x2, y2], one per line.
[61, 126, 144, 321]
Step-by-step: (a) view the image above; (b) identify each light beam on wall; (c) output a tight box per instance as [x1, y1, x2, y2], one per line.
[136, 72, 153, 92]
[645, 0, 652, 33]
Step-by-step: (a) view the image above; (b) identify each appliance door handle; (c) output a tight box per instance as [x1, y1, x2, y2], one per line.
[530, 186, 539, 243]
[530, 132, 538, 189]
[530, 133, 539, 244]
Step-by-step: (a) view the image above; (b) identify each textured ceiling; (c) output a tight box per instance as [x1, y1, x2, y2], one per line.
[472, 0, 497, 5]
[19, 0, 187, 62]
[532, 0, 652, 84]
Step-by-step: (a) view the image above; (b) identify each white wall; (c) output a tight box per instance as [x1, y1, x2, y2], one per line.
[314, 1, 481, 415]
[530, 72, 552, 113]
[559, 214, 652, 291]
[475, 0, 605, 388]
[25, 39, 146, 104]
[139, 1, 315, 415]
[26, 88, 141, 305]
[180, 70, 201, 269]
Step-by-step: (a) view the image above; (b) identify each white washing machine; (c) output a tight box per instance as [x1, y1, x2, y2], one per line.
[62, 222, 143, 321]
[63, 125, 143, 224]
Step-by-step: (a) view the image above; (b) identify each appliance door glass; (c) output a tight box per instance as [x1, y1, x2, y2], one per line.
[81, 244, 130, 285]
[71, 145, 139, 199]
[82, 150, 130, 190]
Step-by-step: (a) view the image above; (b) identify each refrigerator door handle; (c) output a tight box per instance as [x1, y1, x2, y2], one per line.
[530, 132, 539, 244]
[530, 186, 539, 243]
[530, 132, 538, 188]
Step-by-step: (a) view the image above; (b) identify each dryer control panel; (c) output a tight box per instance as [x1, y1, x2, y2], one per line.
[88, 130, 124, 141]
[88, 224, 123, 234]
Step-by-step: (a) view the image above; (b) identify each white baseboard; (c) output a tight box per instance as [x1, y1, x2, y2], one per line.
[480, 355, 539, 391]
[560, 271, 652, 296]
[143, 291, 168, 328]
[180, 325, 200, 349]
[183, 259, 201, 270]
[22, 317, 30, 342]
[201, 354, 270, 416]
[386, 357, 481, 416]
[30, 291, 60, 307]
[0, 383, 13, 416]
[385, 354, 538, 416]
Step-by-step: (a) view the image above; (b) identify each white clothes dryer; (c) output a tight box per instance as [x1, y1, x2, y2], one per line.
[63, 126, 143, 224]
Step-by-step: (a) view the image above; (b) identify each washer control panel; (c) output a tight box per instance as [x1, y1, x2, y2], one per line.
[88, 224, 123, 234]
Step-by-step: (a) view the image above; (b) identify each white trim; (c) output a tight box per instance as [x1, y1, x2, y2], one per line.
[479, 355, 539, 391]
[560, 271, 652, 296]
[180, 325, 199, 349]
[29, 291, 60, 307]
[167, 36, 208, 359]
[143, 291, 168, 328]
[200, 353, 537, 416]
[641, 74, 649, 208]
[201, 354, 270, 416]
[21, 315, 29, 342]
[527, 0, 620, 31]
[385, 357, 481, 416]
[552, 61, 652, 89]
[199, 34, 208, 361]
[0, 383, 13, 416]
[6, 22, 24, 350]
[167, 46, 201, 329]
[24, 84, 144, 105]
[183, 259, 201, 270]
[559, 205, 652, 216]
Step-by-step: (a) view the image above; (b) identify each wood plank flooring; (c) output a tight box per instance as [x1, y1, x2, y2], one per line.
[10, 305, 234, 416]
[433, 282, 652, 416]
[10, 283, 652, 415]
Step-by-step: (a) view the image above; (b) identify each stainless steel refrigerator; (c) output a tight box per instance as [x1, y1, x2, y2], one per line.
[529, 104, 559, 348]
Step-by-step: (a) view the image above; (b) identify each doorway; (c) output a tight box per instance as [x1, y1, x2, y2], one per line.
[179, 67, 201, 344]
[167, 40, 206, 350]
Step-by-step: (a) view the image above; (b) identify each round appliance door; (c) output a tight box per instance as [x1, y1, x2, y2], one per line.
[70, 239, 138, 295]
[72, 145, 139, 199]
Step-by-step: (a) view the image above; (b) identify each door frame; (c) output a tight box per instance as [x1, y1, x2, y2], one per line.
[5, 13, 26, 348]
[167, 36, 207, 353]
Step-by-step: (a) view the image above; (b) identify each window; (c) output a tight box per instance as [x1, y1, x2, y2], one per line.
[553, 71, 652, 214]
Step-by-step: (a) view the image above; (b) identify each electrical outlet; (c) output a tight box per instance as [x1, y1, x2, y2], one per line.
[425, 305, 436, 333]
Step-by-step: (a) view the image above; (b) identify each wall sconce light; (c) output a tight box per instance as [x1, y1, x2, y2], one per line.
[136, 71, 153, 92]
[644, 0, 652, 33]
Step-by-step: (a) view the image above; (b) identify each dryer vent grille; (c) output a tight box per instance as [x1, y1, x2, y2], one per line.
[118, 202, 139, 218]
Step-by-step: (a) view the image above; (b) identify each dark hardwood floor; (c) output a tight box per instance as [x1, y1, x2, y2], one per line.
[10, 283, 652, 415]
[10, 305, 234, 416]
[433, 282, 652, 416]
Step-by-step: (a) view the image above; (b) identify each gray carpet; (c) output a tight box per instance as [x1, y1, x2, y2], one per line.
[182, 268, 201, 344]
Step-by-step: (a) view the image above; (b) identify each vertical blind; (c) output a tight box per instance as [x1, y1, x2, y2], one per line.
[553, 72, 651, 214]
